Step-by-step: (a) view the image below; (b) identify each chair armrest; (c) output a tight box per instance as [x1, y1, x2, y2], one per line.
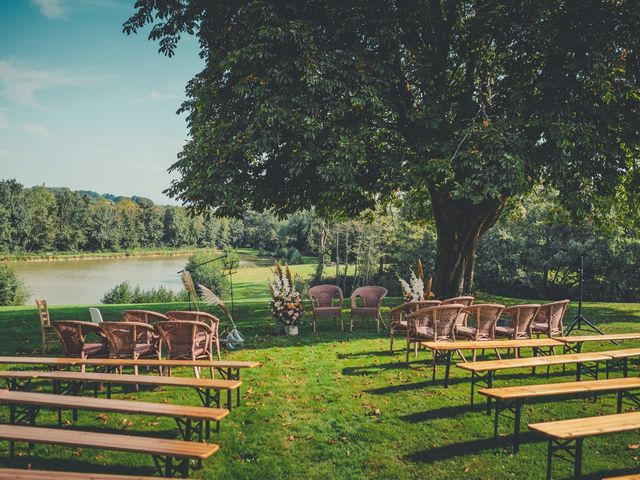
[350, 293, 358, 309]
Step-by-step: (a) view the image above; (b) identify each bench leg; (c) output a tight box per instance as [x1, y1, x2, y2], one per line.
[574, 438, 583, 480]
[444, 351, 453, 388]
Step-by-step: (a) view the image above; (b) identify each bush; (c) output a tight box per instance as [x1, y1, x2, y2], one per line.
[287, 247, 304, 265]
[101, 281, 189, 304]
[0, 264, 29, 306]
[185, 252, 229, 296]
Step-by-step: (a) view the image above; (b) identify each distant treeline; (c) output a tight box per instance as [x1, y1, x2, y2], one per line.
[0, 179, 308, 259]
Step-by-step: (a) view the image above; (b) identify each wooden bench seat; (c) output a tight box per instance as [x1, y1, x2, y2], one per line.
[0, 424, 218, 478]
[0, 468, 159, 479]
[479, 377, 640, 451]
[0, 389, 229, 441]
[556, 333, 640, 354]
[602, 475, 640, 480]
[529, 411, 640, 479]
[457, 351, 613, 410]
[0, 356, 262, 407]
[419, 338, 563, 387]
[0, 370, 241, 410]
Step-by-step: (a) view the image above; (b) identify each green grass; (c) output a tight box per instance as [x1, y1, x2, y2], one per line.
[0, 288, 639, 478]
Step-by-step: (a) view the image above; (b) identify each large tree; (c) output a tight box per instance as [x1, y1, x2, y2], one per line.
[125, 1, 640, 295]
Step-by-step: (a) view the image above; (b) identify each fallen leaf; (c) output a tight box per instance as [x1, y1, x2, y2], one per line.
[629, 444, 640, 450]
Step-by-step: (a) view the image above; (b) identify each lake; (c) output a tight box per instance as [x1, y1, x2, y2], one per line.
[9, 253, 273, 305]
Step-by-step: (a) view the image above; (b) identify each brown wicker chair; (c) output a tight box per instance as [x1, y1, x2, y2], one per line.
[99, 322, 160, 375]
[441, 296, 474, 332]
[457, 304, 505, 361]
[155, 320, 214, 378]
[166, 310, 221, 360]
[36, 299, 58, 353]
[122, 309, 169, 324]
[350, 286, 388, 333]
[495, 304, 541, 357]
[405, 304, 464, 364]
[389, 300, 441, 352]
[308, 285, 344, 332]
[53, 321, 108, 371]
[531, 300, 570, 338]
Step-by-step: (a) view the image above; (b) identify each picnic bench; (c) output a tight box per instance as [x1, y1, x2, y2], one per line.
[556, 333, 640, 354]
[529, 411, 640, 480]
[479, 376, 640, 452]
[0, 356, 261, 406]
[0, 424, 217, 478]
[0, 389, 228, 441]
[0, 468, 159, 479]
[603, 475, 640, 480]
[457, 351, 614, 411]
[0, 370, 240, 412]
[419, 338, 563, 387]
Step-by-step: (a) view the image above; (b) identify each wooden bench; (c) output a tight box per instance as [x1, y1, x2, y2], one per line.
[420, 338, 563, 387]
[457, 351, 613, 411]
[0, 468, 159, 479]
[529, 411, 640, 480]
[0, 370, 240, 413]
[0, 424, 218, 478]
[602, 475, 640, 480]
[0, 389, 228, 441]
[0, 357, 262, 407]
[556, 333, 640, 354]
[479, 377, 640, 452]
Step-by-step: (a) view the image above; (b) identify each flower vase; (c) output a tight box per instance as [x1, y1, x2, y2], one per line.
[284, 325, 299, 336]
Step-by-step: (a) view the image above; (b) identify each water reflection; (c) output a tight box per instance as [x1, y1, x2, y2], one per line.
[8, 253, 272, 305]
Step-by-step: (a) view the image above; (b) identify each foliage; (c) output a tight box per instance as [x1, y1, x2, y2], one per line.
[269, 262, 304, 327]
[101, 281, 189, 304]
[0, 263, 28, 306]
[185, 252, 229, 296]
[125, 0, 640, 296]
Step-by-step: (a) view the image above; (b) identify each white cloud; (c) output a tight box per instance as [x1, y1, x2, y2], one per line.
[31, 0, 66, 19]
[0, 109, 8, 129]
[21, 122, 53, 139]
[31, 0, 126, 19]
[146, 90, 181, 102]
[0, 59, 103, 109]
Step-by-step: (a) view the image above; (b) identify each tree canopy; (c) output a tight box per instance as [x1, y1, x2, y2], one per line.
[124, 0, 640, 295]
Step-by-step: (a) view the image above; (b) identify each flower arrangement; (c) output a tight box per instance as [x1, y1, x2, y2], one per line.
[269, 262, 304, 328]
[399, 259, 435, 302]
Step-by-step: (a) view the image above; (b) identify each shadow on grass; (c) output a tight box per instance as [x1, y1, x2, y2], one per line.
[336, 350, 396, 359]
[1, 456, 157, 477]
[400, 404, 473, 423]
[406, 433, 538, 464]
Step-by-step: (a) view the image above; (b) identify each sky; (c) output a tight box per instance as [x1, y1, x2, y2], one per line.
[0, 0, 204, 204]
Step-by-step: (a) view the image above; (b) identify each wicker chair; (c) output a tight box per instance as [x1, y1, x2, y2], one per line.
[405, 304, 464, 364]
[99, 322, 160, 375]
[441, 296, 474, 332]
[389, 300, 441, 352]
[166, 310, 221, 360]
[36, 299, 58, 353]
[155, 320, 214, 378]
[531, 300, 570, 338]
[349, 286, 388, 333]
[122, 309, 169, 324]
[456, 304, 505, 361]
[53, 320, 108, 371]
[308, 285, 344, 332]
[496, 304, 541, 357]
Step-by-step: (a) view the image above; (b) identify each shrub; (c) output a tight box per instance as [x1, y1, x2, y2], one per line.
[101, 281, 189, 304]
[185, 252, 229, 296]
[0, 264, 29, 306]
[287, 247, 304, 265]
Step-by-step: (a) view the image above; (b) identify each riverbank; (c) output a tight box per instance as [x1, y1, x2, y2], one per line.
[0, 247, 223, 263]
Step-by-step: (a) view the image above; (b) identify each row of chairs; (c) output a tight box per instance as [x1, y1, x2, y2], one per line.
[53, 310, 221, 377]
[389, 297, 570, 362]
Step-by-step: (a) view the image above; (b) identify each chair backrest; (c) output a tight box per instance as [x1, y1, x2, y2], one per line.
[504, 304, 541, 339]
[464, 304, 505, 340]
[89, 308, 103, 324]
[99, 322, 152, 357]
[166, 310, 220, 336]
[53, 320, 102, 357]
[36, 299, 50, 327]
[351, 286, 388, 309]
[408, 304, 464, 341]
[441, 296, 474, 326]
[391, 300, 442, 322]
[308, 285, 343, 308]
[122, 309, 168, 324]
[538, 300, 570, 336]
[155, 320, 212, 358]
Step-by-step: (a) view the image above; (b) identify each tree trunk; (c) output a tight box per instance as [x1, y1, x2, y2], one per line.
[313, 222, 327, 283]
[430, 187, 506, 297]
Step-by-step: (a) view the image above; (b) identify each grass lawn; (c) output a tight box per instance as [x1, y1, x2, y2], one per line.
[0, 289, 639, 478]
